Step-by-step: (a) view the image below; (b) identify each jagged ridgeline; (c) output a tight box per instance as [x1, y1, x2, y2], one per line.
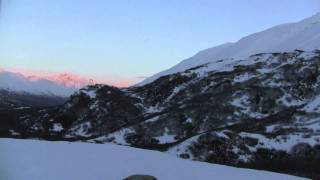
[3, 50, 320, 178]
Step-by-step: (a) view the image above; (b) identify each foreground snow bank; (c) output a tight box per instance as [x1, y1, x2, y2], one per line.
[0, 138, 306, 180]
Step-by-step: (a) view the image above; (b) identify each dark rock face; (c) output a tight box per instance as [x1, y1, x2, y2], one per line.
[3, 50, 320, 178]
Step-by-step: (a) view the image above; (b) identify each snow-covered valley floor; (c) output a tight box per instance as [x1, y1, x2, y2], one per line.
[0, 138, 307, 180]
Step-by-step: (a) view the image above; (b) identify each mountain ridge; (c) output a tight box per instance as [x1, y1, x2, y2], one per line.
[137, 13, 320, 86]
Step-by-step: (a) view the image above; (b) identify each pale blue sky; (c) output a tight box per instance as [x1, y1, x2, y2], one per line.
[0, 0, 319, 84]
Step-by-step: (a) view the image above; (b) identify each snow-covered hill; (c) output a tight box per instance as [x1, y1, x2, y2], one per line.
[138, 13, 320, 86]
[0, 70, 78, 97]
[0, 138, 305, 180]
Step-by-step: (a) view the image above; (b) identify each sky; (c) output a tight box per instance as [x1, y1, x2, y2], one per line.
[0, 0, 319, 86]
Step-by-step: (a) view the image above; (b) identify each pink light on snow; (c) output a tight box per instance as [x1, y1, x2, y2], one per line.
[0, 67, 135, 88]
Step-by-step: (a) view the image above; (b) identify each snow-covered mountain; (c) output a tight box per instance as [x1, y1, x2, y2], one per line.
[6, 50, 320, 178]
[138, 13, 320, 86]
[0, 138, 304, 180]
[0, 70, 80, 97]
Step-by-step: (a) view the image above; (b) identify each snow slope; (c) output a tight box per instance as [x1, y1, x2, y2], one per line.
[0, 70, 78, 97]
[138, 13, 320, 86]
[0, 138, 305, 180]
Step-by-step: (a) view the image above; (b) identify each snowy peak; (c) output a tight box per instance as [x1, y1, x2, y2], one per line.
[138, 13, 320, 86]
[0, 70, 79, 97]
[300, 12, 320, 24]
[47, 73, 89, 89]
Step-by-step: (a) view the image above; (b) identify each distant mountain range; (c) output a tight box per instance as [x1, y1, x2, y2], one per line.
[0, 89, 68, 109]
[0, 70, 86, 97]
[0, 70, 87, 108]
[138, 13, 320, 86]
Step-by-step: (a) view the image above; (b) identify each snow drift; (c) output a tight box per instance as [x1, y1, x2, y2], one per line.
[0, 138, 305, 180]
